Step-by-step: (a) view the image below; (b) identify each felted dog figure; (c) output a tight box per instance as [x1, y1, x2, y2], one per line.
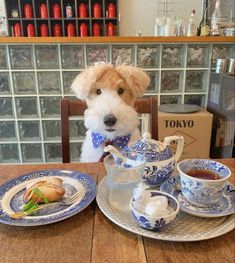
[71, 64, 150, 162]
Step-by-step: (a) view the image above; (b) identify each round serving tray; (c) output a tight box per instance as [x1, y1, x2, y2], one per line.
[96, 177, 235, 242]
[159, 104, 200, 114]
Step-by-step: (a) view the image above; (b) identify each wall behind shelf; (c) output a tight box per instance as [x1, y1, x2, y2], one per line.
[118, 0, 235, 36]
[118, 0, 203, 36]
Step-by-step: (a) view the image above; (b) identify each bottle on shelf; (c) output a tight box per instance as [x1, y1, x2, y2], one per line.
[79, 3, 87, 18]
[53, 24, 62, 36]
[52, 3, 61, 19]
[66, 3, 73, 18]
[198, 8, 210, 36]
[40, 3, 48, 19]
[27, 23, 35, 37]
[13, 23, 21, 37]
[164, 15, 176, 36]
[211, 0, 223, 36]
[107, 3, 116, 18]
[93, 22, 101, 36]
[80, 23, 88, 37]
[154, 14, 167, 36]
[93, 3, 101, 18]
[40, 24, 48, 37]
[176, 18, 185, 36]
[186, 10, 197, 36]
[67, 23, 75, 36]
[107, 22, 115, 36]
[24, 4, 33, 18]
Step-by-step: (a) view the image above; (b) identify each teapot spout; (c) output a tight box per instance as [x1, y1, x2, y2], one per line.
[104, 145, 127, 165]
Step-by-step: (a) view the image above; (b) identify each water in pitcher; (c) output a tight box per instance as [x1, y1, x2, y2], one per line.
[108, 171, 141, 211]
[104, 152, 146, 211]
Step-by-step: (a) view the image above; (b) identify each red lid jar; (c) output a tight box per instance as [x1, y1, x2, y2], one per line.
[107, 3, 116, 18]
[24, 4, 33, 18]
[40, 3, 48, 18]
[79, 3, 87, 18]
[27, 23, 35, 37]
[40, 24, 48, 37]
[107, 22, 115, 36]
[93, 3, 101, 18]
[67, 23, 75, 37]
[13, 23, 21, 37]
[52, 3, 61, 18]
[93, 23, 100, 36]
[80, 23, 88, 37]
[53, 24, 62, 36]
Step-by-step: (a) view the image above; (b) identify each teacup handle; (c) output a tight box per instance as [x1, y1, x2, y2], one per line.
[163, 136, 184, 162]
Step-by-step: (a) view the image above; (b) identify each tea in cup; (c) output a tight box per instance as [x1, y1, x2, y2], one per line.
[104, 151, 146, 211]
[177, 159, 231, 207]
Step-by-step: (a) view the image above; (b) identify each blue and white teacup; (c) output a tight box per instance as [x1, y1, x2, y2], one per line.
[177, 159, 231, 207]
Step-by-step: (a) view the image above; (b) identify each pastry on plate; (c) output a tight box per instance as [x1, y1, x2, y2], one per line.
[23, 177, 65, 204]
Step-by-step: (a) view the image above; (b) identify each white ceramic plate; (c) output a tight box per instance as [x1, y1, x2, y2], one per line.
[0, 170, 96, 226]
[96, 176, 235, 242]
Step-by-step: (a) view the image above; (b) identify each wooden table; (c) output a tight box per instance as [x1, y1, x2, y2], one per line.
[0, 159, 234, 263]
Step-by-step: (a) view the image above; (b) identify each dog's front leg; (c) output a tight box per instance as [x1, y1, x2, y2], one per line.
[80, 130, 104, 162]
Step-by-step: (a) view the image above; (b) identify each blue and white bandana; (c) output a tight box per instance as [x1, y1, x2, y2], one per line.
[91, 132, 131, 149]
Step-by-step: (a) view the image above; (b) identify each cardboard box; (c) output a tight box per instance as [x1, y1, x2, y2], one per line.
[158, 109, 213, 160]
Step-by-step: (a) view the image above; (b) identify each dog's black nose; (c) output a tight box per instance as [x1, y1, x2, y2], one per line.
[103, 114, 117, 127]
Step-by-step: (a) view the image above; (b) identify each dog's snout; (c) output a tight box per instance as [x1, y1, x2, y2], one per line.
[103, 114, 117, 127]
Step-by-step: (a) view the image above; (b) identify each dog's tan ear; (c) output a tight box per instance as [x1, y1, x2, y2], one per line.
[71, 64, 114, 100]
[116, 65, 150, 97]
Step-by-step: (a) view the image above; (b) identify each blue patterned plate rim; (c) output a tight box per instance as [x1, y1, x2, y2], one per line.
[0, 170, 97, 226]
[160, 176, 235, 218]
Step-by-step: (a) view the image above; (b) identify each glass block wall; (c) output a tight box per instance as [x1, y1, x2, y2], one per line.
[0, 41, 234, 163]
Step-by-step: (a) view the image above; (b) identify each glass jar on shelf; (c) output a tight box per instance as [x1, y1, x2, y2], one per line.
[154, 14, 166, 36]
[176, 18, 185, 36]
[186, 10, 197, 36]
[164, 15, 177, 36]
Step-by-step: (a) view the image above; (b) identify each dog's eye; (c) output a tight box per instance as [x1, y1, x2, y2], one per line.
[117, 88, 124, 95]
[96, 89, 102, 95]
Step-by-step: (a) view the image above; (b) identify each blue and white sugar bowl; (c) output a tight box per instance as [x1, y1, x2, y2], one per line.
[129, 132, 184, 185]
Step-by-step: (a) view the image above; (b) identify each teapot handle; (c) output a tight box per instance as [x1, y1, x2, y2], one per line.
[163, 136, 184, 162]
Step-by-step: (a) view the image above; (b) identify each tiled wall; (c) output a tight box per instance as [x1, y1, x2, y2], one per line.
[0, 42, 234, 163]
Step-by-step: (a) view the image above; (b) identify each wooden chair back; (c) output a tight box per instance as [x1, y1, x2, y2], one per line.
[61, 97, 158, 163]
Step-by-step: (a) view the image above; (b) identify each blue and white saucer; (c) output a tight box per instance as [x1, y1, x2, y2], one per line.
[160, 176, 235, 218]
[0, 170, 97, 226]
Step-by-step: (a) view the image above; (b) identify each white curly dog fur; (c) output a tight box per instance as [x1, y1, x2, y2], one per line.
[71, 64, 150, 162]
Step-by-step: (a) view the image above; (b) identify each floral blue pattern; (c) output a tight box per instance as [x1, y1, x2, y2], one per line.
[178, 159, 231, 207]
[129, 140, 173, 162]
[143, 161, 174, 185]
[130, 191, 179, 231]
[160, 176, 235, 218]
[0, 170, 97, 226]
[129, 137, 177, 186]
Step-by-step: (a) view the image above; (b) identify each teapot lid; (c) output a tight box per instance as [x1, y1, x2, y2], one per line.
[129, 132, 173, 162]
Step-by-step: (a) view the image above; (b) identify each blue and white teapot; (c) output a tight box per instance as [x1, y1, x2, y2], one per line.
[129, 132, 184, 185]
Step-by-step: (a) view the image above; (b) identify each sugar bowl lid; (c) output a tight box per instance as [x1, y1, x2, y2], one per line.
[128, 132, 173, 162]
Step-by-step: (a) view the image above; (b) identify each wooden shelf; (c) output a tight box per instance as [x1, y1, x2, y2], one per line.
[4, 0, 119, 37]
[0, 36, 234, 44]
